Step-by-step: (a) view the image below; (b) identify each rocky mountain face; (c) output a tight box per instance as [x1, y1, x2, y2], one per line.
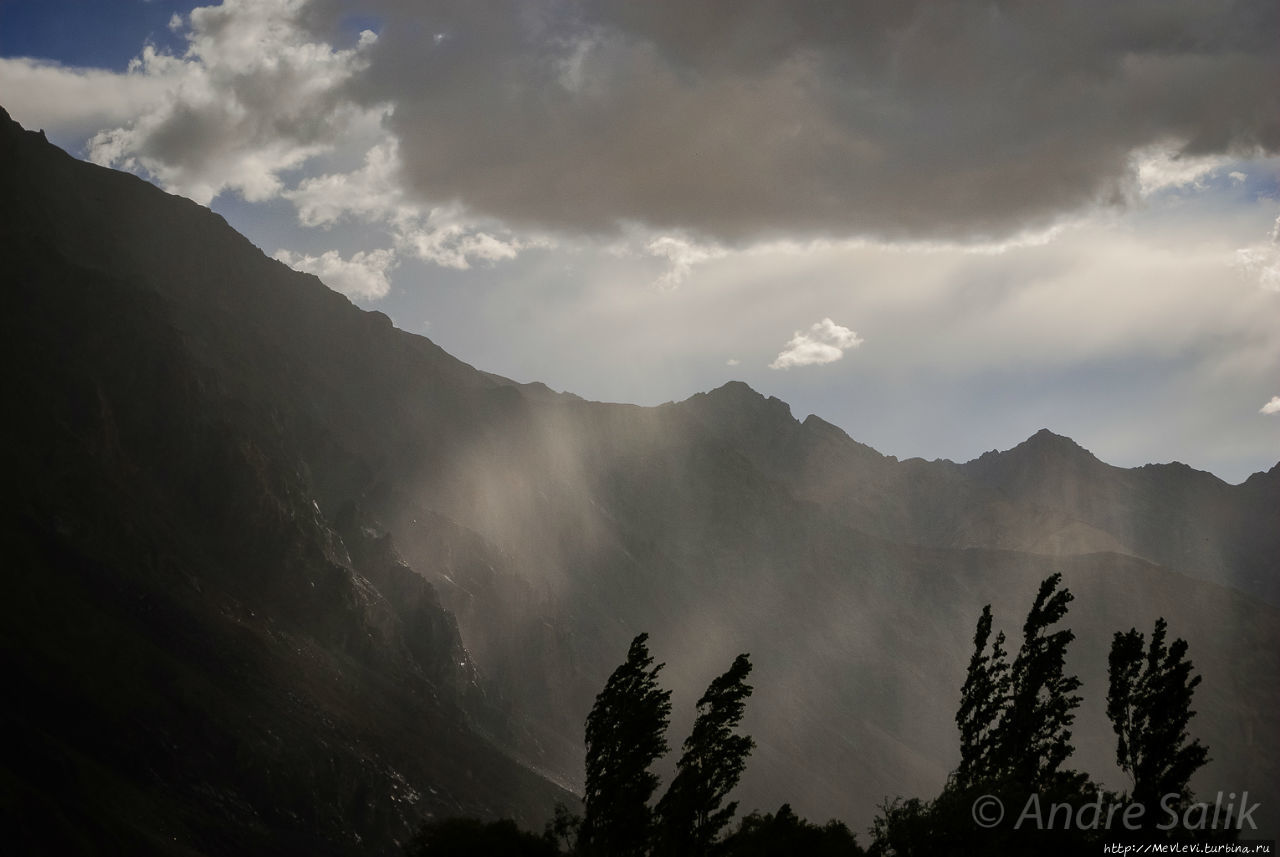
[2, 103, 1277, 853]
[379, 384, 1279, 835]
[0, 109, 568, 856]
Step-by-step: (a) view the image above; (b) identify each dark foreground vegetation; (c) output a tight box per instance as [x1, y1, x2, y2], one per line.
[408, 574, 1227, 856]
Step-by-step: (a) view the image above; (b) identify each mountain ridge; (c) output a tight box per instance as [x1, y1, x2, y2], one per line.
[672, 380, 1278, 601]
[3, 105, 1277, 851]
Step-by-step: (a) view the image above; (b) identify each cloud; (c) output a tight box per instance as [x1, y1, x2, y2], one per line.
[1234, 216, 1280, 292]
[1130, 144, 1233, 197]
[770, 318, 863, 370]
[396, 220, 526, 270]
[284, 137, 534, 269]
[645, 236, 726, 290]
[274, 248, 397, 299]
[1262, 397, 1280, 416]
[81, 0, 383, 205]
[284, 140, 410, 228]
[0, 58, 171, 140]
[344, 0, 1280, 242]
[1, 1, 542, 274]
[14, 0, 1277, 272]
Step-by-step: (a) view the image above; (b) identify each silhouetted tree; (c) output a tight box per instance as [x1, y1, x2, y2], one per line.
[721, 803, 864, 857]
[867, 791, 997, 857]
[656, 653, 755, 856]
[1107, 618, 1209, 824]
[996, 573, 1082, 790]
[955, 605, 1011, 788]
[580, 633, 672, 857]
[543, 802, 581, 854]
[872, 575, 1097, 857]
[404, 817, 557, 857]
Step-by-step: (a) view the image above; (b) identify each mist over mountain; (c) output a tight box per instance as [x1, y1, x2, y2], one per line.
[2, 106, 1276, 854]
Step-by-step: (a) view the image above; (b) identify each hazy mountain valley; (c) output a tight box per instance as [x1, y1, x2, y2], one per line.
[2, 106, 1277, 854]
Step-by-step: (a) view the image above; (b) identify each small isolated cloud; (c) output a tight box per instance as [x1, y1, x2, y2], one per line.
[1261, 396, 1280, 415]
[769, 318, 863, 370]
[275, 248, 397, 300]
[726, 358, 740, 366]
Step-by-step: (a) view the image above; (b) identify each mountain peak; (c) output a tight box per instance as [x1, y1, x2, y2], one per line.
[1027, 427, 1074, 443]
[965, 427, 1100, 473]
[1016, 428, 1092, 458]
[706, 379, 766, 402]
[686, 380, 795, 424]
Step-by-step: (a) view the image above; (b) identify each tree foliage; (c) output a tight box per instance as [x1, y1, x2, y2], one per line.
[721, 803, 864, 857]
[404, 818, 558, 857]
[954, 574, 1083, 790]
[1107, 618, 1209, 818]
[873, 574, 1095, 855]
[997, 573, 1083, 789]
[955, 605, 1011, 788]
[580, 633, 673, 857]
[656, 653, 755, 856]
[543, 802, 581, 854]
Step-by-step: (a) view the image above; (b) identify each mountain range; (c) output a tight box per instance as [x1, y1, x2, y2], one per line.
[2, 105, 1276, 854]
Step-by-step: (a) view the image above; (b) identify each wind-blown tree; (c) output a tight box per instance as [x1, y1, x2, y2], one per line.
[873, 576, 1094, 856]
[955, 605, 1011, 788]
[996, 573, 1083, 789]
[656, 653, 755, 856]
[1107, 618, 1209, 820]
[580, 633, 673, 857]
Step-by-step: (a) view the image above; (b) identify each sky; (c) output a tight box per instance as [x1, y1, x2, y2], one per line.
[2, 0, 1278, 482]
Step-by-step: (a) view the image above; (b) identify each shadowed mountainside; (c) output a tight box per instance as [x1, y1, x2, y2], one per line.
[0, 108, 569, 856]
[2, 106, 1277, 851]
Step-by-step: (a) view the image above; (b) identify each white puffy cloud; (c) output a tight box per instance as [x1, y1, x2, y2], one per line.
[0, 58, 171, 140]
[81, 0, 383, 205]
[4, 0, 543, 276]
[396, 220, 527, 270]
[769, 318, 863, 370]
[284, 139, 533, 269]
[1262, 397, 1280, 415]
[274, 248, 397, 299]
[285, 140, 410, 228]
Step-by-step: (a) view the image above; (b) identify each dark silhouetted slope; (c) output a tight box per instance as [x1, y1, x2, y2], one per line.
[0, 107, 567, 856]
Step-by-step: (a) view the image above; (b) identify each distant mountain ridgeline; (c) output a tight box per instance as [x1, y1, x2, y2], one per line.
[2, 104, 1276, 854]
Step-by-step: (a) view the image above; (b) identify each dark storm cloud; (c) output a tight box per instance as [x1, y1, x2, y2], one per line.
[336, 0, 1279, 242]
